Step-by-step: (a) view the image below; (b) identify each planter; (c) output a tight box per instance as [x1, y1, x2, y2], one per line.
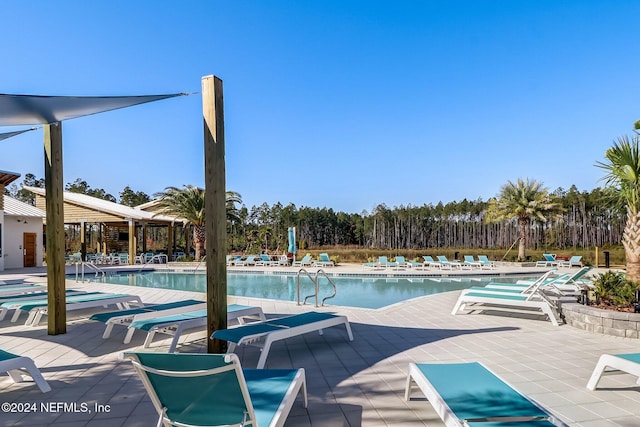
[563, 302, 640, 339]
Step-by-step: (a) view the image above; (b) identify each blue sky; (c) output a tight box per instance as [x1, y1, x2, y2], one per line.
[1, 1, 639, 213]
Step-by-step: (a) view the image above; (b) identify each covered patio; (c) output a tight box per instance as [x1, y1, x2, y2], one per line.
[24, 185, 184, 264]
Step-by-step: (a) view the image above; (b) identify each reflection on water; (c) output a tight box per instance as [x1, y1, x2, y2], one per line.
[97, 272, 537, 309]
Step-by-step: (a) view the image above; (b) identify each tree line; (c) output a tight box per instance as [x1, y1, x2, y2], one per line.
[232, 185, 624, 254]
[4, 174, 625, 254]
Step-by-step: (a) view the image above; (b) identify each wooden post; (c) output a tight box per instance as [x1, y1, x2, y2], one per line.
[44, 122, 66, 335]
[80, 220, 86, 261]
[202, 75, 227, 353]
[128, 219, 136, 265]
[167, 222, 174, 261]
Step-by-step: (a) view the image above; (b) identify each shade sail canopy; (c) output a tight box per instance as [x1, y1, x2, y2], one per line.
[0, 128, 36, 141]
[0, 93, 188, 126]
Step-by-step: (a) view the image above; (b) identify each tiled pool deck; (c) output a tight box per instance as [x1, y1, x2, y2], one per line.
[1, 263, 639, 426]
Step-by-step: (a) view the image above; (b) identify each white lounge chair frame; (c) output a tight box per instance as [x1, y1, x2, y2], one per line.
[17, 294, 143, 326]
[405, 362, 567, 427]
[1, 350, 51, 393]
[135, 305, 266, 352]
[451, 271, 563, 326]
[215, 312, 354, 369]
[96, 300, 205, 340]
[587, 353, 640, 390]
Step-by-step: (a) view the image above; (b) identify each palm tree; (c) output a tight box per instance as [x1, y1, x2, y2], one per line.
[153, 185, 243, 261]
[596, 135, 640, 281]
[485, 178, 563, 261]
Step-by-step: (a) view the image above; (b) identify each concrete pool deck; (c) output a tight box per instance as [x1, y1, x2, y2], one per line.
[0, 263, 638, 426]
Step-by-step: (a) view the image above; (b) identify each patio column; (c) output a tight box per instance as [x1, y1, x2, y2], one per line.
[44, 122, 66, 335]
[128, 218, 136, 265]
[203, 75, 227, 353]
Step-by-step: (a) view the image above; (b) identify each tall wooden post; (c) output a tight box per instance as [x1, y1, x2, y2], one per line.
[203, 75, 227, 353]
[128, 219, 136, 265]
[44, 122, 66, 334]
[80, 220, 86, 261]
[167, 222, 174, 261]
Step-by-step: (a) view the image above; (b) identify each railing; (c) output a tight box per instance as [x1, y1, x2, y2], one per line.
[296, 268, 337, 307]
[75, 261, 107, 283]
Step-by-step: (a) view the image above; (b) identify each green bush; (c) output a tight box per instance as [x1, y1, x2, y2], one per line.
[592, 270, 639, 308]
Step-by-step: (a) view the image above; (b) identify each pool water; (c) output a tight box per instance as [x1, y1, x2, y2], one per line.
[93, 271, 537, 309]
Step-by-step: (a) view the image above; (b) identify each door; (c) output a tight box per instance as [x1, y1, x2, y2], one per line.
[23, 232, 36, 267]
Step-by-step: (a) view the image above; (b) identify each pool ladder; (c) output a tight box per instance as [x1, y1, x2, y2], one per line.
[75, 261, 106, 283]
[296, 268, 337, 307]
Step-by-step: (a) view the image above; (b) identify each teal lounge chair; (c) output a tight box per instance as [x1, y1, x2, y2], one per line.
[123, 352, 306, 427]
[405, 362, 567, 427]
[2, 292, 143, 326]
[536, 253, 558, 267]
[0, 283, 46, 297]
[451, 270, 563, 326]
[235, 255, 257, 266]
[128, 304, 265, 352]
[90, 299, 205, 340]
[558, 255, 583, 268]
[212, 311, 354, 369]
[422, 255, 443, 269]
[587, 353, 640, 390]
[256, 254, 278, 267]
[313, 252, 335, 267]
[377, 256, 396, 269]
[0, 349, 51, 393]
[477, 255, 495, 269]
[436, 255, 462, 269]
[392, 256, 410, 269]
[292, 255, 313, 267]
[462, 255, 481, 269]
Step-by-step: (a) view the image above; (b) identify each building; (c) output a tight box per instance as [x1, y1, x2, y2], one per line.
[0, 170, 46, 271]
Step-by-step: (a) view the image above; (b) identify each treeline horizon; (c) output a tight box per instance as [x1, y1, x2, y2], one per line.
[4, 174, 625, 253]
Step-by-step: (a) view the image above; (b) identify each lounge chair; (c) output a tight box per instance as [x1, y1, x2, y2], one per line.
[451, 271, 563, 326]
[405, 361, 567, 427]
[390, 256, 411, 270]
[587, 353, 640, 390]
[235, 255, 257, 266]
[128, 304, 265, 352]
[256, 254, 278, 267]
[123, 352, 307, 427]
[90, 299, 205, 340]
[313, 252, 335, 267]
[0, 283, 46, 297]
[292, 255, 313, 267]
[436, 255, 462, 269]
[422, 255, 443, 269]
[558, 255, 583, 268]
[0, 349, 51, 393]
[377, 256, 396, 269]
[462, 255, 481, 269]
[536, 253, 558, 267]
[403, 257, 425, 269]
[227, 255, 242, 266]
[514, 266, 593, 295]
[477, 255, 496, 269]
[212, 311, 354, 369]
[2, 292, 144, 326]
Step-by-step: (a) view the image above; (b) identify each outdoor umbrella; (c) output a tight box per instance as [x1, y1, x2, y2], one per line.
[288, 227, 296, 262]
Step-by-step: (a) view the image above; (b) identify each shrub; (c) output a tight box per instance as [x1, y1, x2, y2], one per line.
[592, 271, 639, 308]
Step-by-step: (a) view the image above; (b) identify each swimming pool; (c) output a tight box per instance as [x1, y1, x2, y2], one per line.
[93, 271, 537, 309]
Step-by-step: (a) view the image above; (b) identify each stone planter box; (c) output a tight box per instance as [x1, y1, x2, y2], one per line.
[563, 302, 640, 339]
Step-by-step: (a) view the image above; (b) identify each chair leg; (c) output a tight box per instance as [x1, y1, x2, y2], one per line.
[587, 355, 610, 390]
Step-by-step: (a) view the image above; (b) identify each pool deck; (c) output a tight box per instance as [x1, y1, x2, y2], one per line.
[1, 262, 639, 426]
